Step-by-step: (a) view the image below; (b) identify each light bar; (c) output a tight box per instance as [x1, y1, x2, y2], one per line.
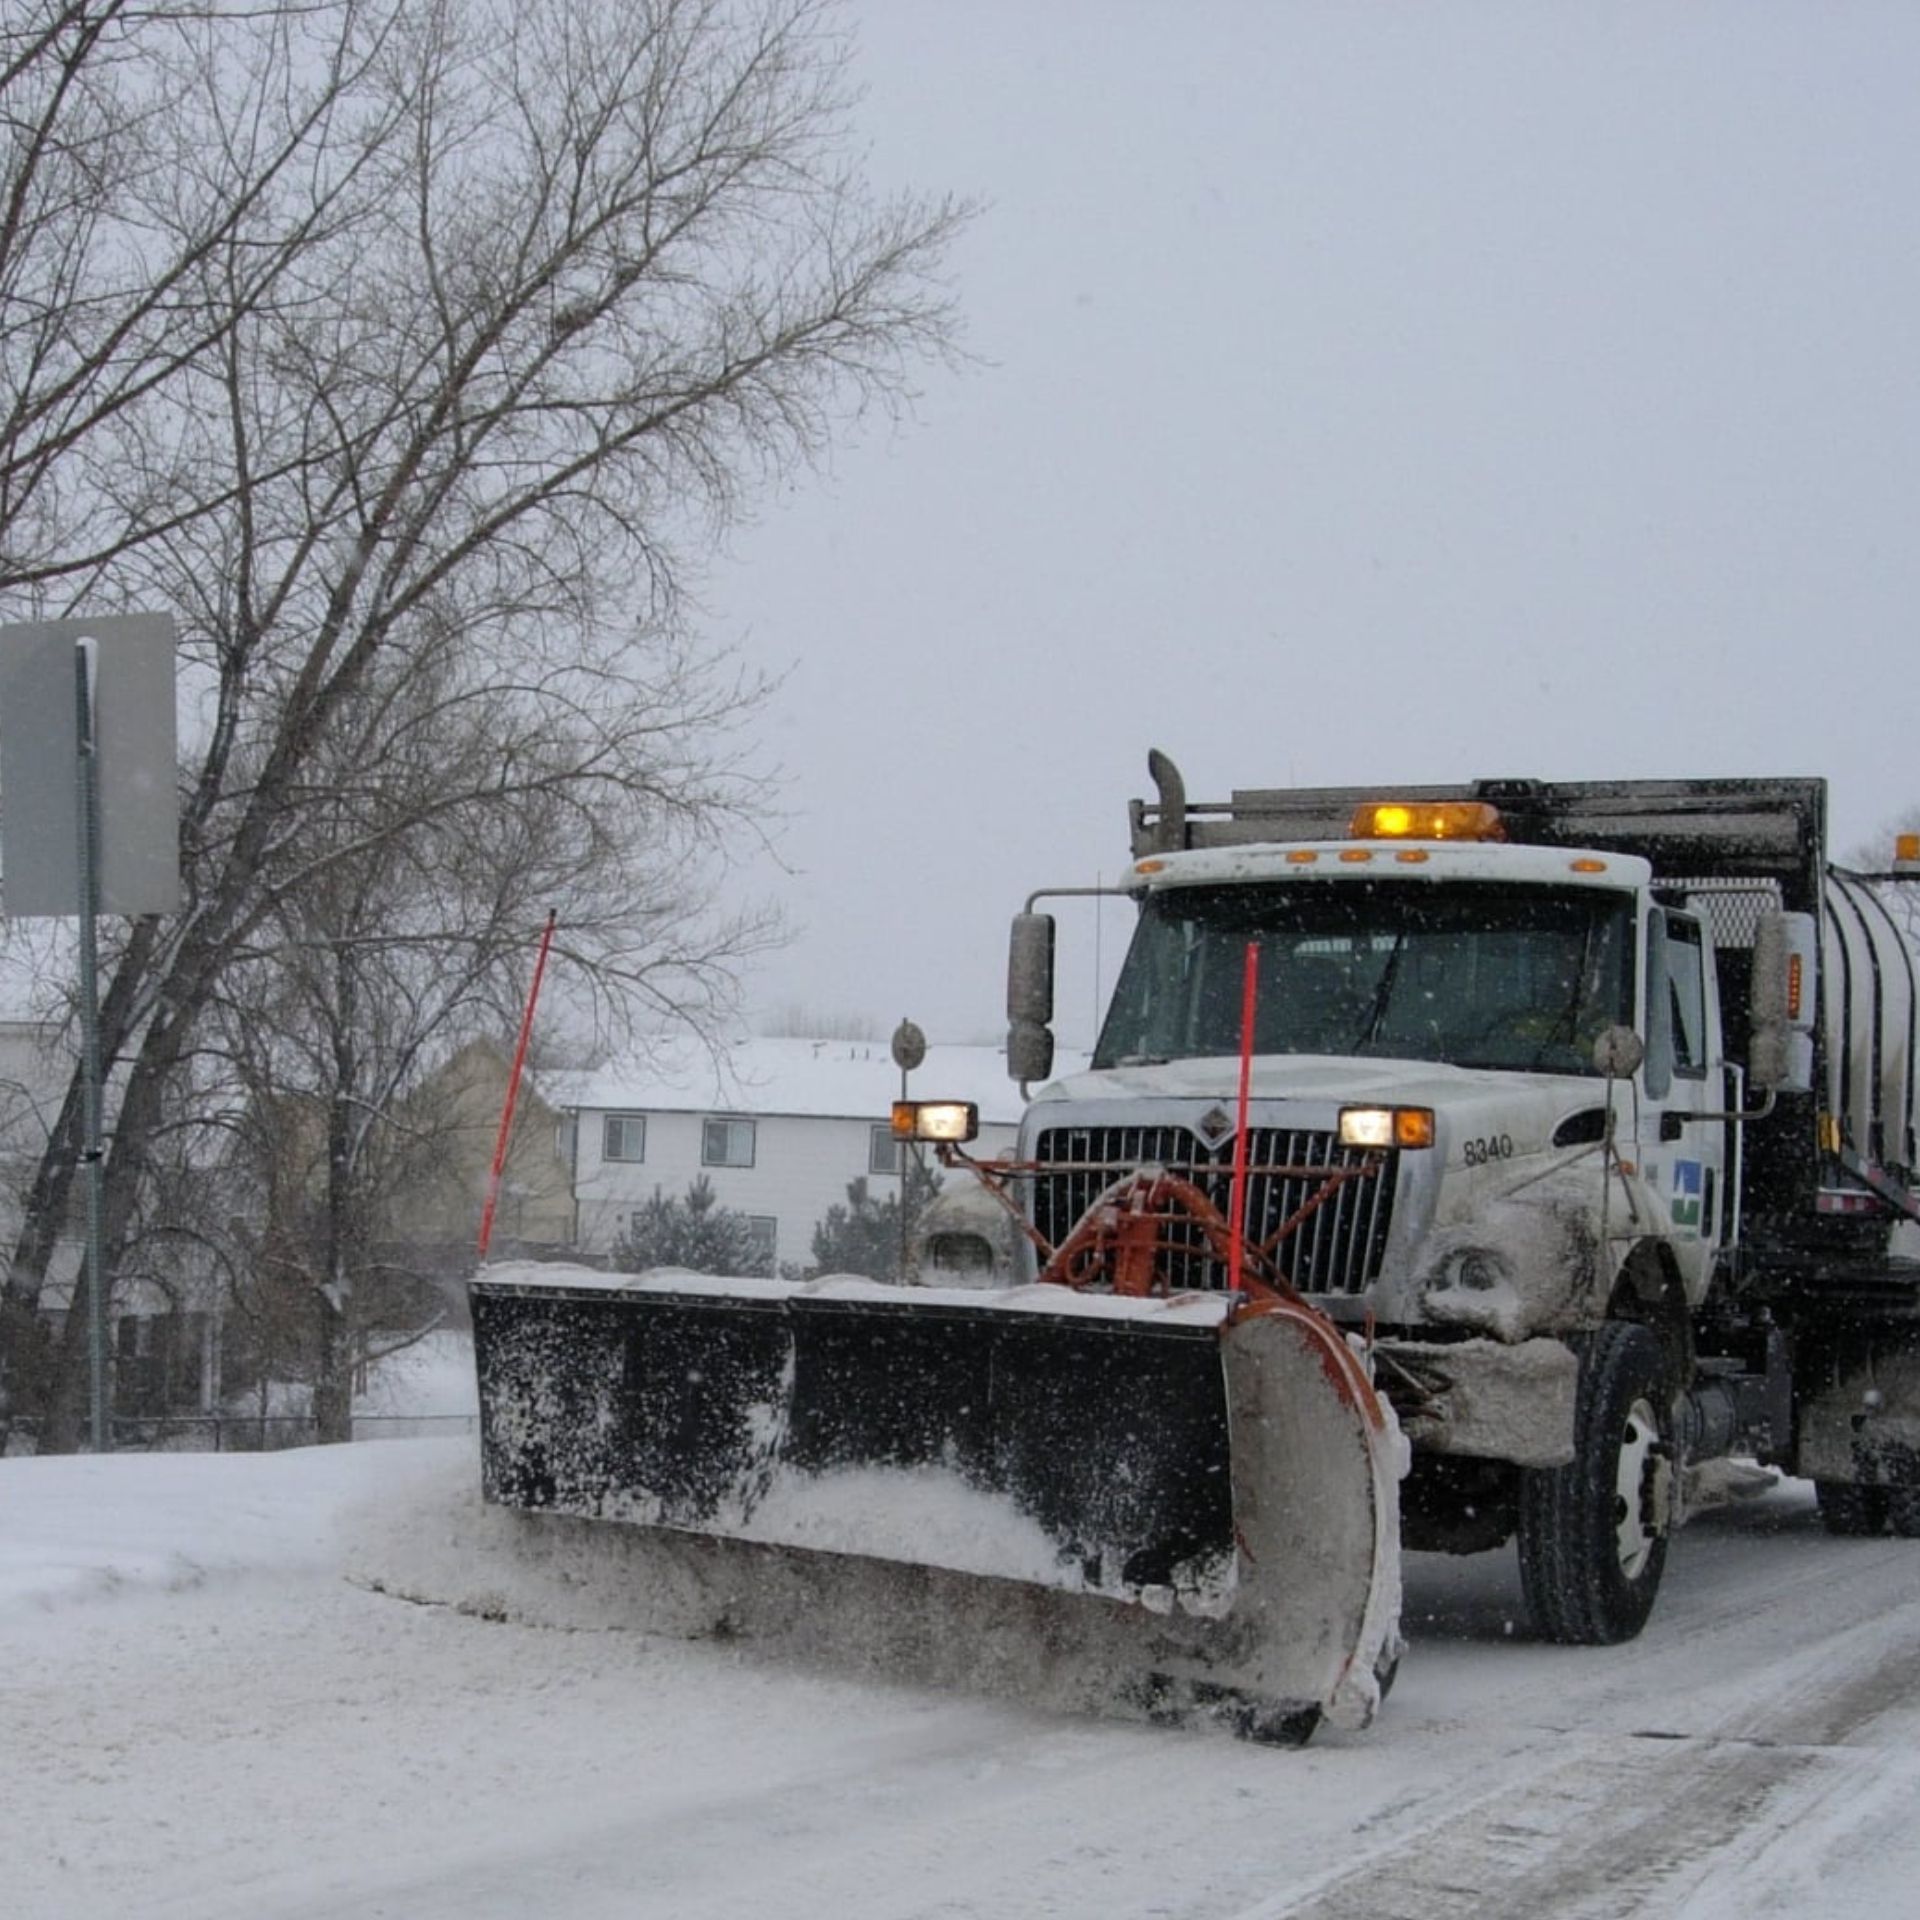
[891, 1099, 978, 1144]
[1338, 1105, 1435, 1150]
[1349, 801, 1506, 843]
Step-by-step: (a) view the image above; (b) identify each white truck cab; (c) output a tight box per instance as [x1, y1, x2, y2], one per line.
[982, 758, 1916, 1643]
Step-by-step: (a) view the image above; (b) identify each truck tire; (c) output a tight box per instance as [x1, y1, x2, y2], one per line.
[1517, 1322, 1673, 1645]
[1816, 1481, 1889, 1537]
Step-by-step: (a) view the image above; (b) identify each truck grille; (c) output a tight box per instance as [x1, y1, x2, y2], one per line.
[1029, 1124, 1395, 1295]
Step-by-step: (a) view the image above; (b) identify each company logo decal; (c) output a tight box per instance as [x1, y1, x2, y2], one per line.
[1671, 1158, 1703, 1232]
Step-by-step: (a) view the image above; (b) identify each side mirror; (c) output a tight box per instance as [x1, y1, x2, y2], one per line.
[1643, 911, 1674, 1101]
[1007, 912, 1055, 1026]
[1007, 1018, 1054, 1084]
[1592, 1026, 1645, 1080]
[1006, 913, 1056, 1082]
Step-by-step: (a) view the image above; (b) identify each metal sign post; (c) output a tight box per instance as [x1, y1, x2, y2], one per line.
[0, 615, 180, 1453]
[74, 643, 109, 1452]
[890, 1018, 927, 1281]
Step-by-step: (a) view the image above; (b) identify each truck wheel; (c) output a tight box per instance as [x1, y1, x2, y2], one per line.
[1517, 1322, 1673, 1645]
[1816, 1481, 1889, 1537]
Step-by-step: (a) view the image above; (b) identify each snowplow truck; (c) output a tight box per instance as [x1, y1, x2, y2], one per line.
[470, 754, 1918, 1736]
[984, 756, 1919, 1648]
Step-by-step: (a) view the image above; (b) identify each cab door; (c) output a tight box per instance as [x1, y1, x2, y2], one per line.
[1642, 906, 1727, 1294]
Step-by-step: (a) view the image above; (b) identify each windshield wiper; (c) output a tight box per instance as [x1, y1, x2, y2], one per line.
[1351, 933, 1405, 1052]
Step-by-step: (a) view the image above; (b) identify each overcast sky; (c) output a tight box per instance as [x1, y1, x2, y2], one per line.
[705, 2, 1920, 1049]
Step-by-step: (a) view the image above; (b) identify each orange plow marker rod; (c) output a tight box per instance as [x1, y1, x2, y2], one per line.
[477, 909, 558, 1262]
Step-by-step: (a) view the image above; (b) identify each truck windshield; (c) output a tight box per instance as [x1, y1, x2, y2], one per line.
[1094, 880, 1635, 1076]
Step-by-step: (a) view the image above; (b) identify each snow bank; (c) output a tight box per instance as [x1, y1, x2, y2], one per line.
[0, 1444, 427, 1612]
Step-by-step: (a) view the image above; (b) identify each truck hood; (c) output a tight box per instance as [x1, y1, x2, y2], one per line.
[1028, 1054, 1616, 1338]
[1033, 1055, 1603, 1119]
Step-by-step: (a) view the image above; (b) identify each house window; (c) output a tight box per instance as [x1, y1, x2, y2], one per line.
[602, 1113, 647, 1163]
[869, 1123, 901, 1176]
[703, 1116, 756, 1168]
[745, 1215, 778, 1275]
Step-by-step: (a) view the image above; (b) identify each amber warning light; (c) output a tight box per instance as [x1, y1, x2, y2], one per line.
[891, 1100, 979, 1144]
[1349, 801, 1506, 843]
[1338, 1105, 1436, 1150]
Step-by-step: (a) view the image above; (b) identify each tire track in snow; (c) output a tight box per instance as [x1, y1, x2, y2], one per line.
[1390, 1502, 1915, 1748]
[1246, 1737, 1807, 1920]
[1714, 1618, 1920, 1750]
[1234, 1625, 1920, 1920]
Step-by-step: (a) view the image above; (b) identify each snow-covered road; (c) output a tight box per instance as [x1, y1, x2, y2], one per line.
[8, 1443, 1919, 1918]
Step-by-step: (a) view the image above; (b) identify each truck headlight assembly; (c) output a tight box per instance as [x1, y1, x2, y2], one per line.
[1338, 1105, 1435, 1150]
[891, 1100, 979, 1144]
[1435, 1246, 1510, 1293]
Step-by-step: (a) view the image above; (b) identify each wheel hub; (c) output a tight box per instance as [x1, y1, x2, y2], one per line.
[1612, 1395, 1670, 1580]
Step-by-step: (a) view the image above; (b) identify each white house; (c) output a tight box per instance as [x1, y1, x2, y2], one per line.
[546, 1035, 1088, 1275]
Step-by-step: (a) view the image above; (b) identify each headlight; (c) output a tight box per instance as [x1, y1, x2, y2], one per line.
[1338, 1105, 1435, 1149]
[891, 1100, 978, 1144]
[1435, 1246, 1510, 1293]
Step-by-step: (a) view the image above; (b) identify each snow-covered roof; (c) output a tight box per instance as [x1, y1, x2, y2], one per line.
[541, 1035, 1088, 1129]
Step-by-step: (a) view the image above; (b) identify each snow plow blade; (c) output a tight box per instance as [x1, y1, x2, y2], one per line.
[470, 1264, 1403, 1738]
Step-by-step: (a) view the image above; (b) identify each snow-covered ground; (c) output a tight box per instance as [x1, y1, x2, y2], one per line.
[8, 1441, 1920, 1918]
[351, 1331, 480, 1438]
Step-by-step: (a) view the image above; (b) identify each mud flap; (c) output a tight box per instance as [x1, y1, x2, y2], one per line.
[471, 1266, 1403, 1734]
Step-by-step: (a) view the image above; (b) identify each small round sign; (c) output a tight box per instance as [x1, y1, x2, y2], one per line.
[890, 1018, 927, 1072]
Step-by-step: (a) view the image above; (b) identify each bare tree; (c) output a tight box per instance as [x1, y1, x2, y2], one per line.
[0, 0, 966, 1446]
[0, 0, 408, 588]
[200, 636, 755, 1440]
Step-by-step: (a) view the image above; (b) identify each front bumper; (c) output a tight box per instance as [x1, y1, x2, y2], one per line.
[1371, 1334, 1579, 1469]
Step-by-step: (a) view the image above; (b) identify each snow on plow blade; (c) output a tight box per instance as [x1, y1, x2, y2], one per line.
[470, 1264, 1403, 1738]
